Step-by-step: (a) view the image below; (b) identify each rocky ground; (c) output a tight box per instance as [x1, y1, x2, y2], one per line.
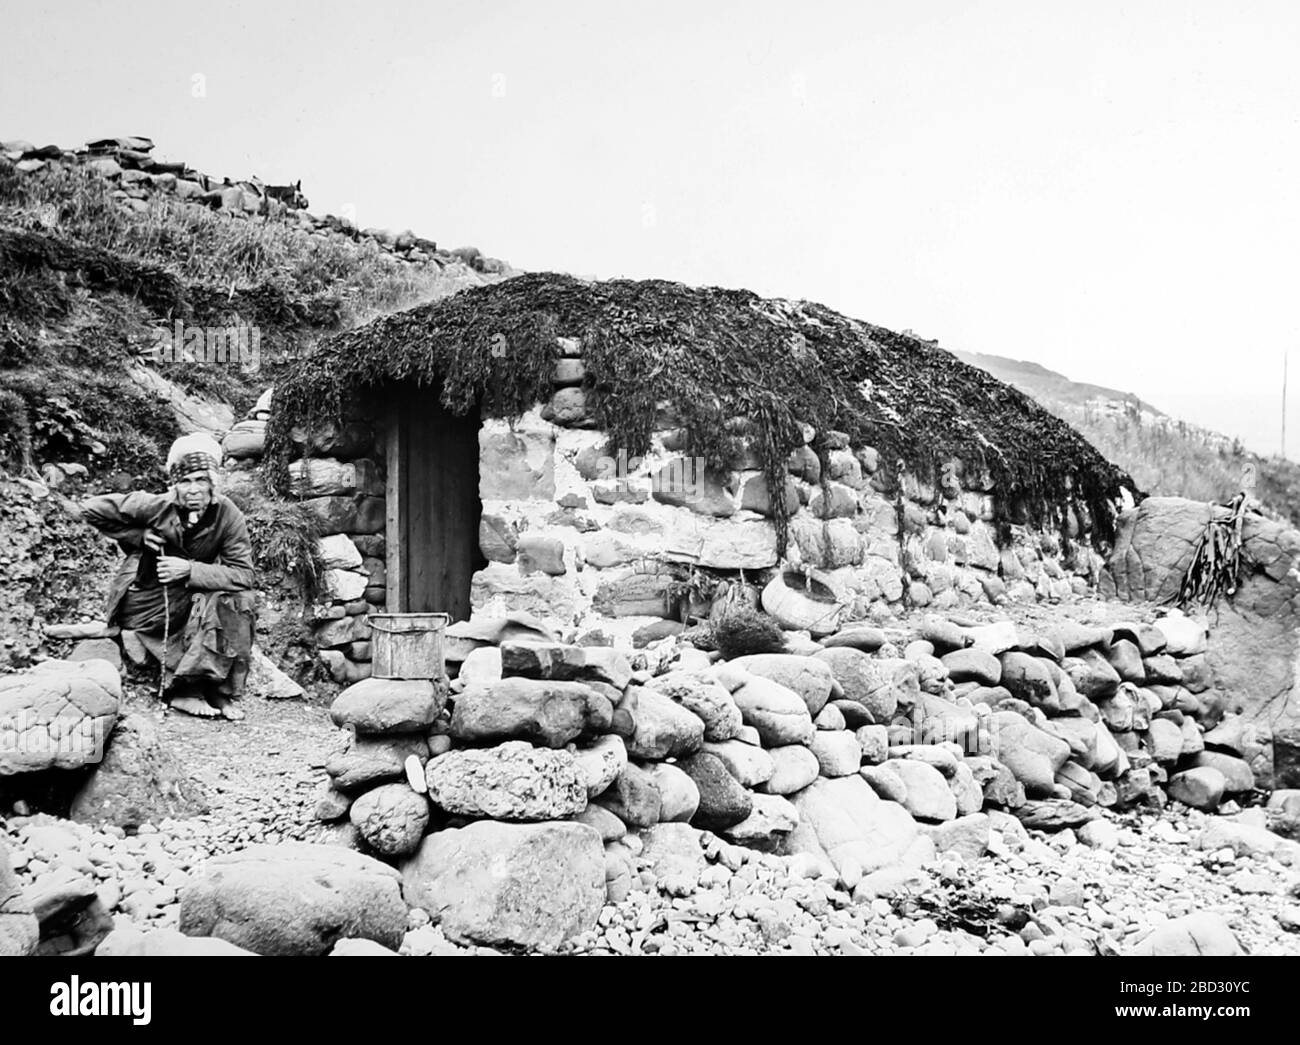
[5, 678, 1298, 957]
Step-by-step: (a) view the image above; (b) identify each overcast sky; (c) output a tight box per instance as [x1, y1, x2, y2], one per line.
[5, 1, 1299, 457]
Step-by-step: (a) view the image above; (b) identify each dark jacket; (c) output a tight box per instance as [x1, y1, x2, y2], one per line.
[77, 491, 256, 625]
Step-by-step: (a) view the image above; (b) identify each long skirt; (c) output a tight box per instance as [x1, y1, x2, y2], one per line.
[118, 584, 257, 699]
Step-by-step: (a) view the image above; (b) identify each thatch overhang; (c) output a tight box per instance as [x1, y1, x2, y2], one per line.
[267, 272, 1140, 553]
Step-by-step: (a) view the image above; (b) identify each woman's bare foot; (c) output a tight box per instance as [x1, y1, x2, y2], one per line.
[169, 694, 220, 718]
[208, 696, 246, 721]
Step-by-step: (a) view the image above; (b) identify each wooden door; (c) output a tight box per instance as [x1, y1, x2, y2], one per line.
[387, 384, 484, 621]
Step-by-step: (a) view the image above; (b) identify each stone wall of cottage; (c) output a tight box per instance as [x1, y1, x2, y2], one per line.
[233, 336, 1113, 686]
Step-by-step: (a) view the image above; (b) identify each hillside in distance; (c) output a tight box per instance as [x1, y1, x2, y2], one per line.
[954, 349, 1300, 526]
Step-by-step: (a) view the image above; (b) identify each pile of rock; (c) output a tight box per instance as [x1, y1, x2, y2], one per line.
[300, 601, 1292, 951]
[0, 136, 508, 273]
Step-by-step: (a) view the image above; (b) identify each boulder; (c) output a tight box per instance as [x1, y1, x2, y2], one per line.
[813, 649, 919, 720]
[1095, 683, 1139, 732]
[1112, 622, 1167, 656]
[831, 698, 875, 729]
[400, 821, 603, 951]
[860, 762, 909, 804]
[1014, 799, 1096, 831]
[822, 627, 886, 652]
[624, 686, 705, 761]
[325, 734, 429, 792]
[97, 927, 256, 956]
[1044, 717, 1100, 768]
[787, 775, 922, 877]
[941, 648, 1001, 686]
[759, 744, 822, 795]
[445, 612, 561, 647]
[1142, 654, 1183, 685]
[722, 793, 800, 847]
[727, 654, 835, 716]
[68, 638, 122, 671]
[912, 692, 980, 748]
[246, 646, 305, 700]
[857, 724, 890, 764]
[0, 658, 120, 774]
[644, 671, 742, 741]
[815, 704, 847, 731]
[987, 711, 1071, 797]
[920, 615, 970, 652]
[68, 715, 208, 827]
[887, 759, 957, 822]
[650, 763, 700, 822]
[426, 742, 587, 821]
[318, 533, 363, 569]
[1189, 751, 1256, 792]
[809, 731, 863, 778]
[1145, 719, 1184, 765]
[595, 763, 662, 828]
[573, 804, 626, 842]
[499, 642, 631, 689]
[949, 761, 985, 816]
[329, 678, 442, 735]
[1104, 638, 1147, 684]
[730, 675, 816, 746]
[639, 822, 707, 879]
[961, 621, 1019, 654]
[997, 652, 1059, 711]
[572, 735, 627, 797]
[1155, 612, 1209, 656]
[702, 739, 775, 788]
[925, 812, 990, 861]
[1167, 767, 1225, 810]
[450, 677, 612, 748]
[1046, 620, 1113, 654]
[1124, 913, 1242, 957]
[179, 843, 406, 955]
[1062, 649, 1121, 699]
[966, 755, 1026, 809]
[0, 835, 37, 956]
[679, 751, 753, 831]
[1196, 817, 1300, 860]
[348, 784, 430, 857]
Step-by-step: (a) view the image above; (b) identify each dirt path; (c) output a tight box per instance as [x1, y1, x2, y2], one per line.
[119, 679, 341, 843]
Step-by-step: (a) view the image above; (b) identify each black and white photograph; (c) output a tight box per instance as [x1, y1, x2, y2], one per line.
[0, 0, 1297, 1003]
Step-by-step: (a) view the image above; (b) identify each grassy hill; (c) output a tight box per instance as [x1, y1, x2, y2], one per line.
[0, 154, 505, 487]
[955, 349, 1300, 526]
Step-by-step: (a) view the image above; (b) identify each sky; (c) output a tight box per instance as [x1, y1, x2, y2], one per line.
[4, 0, 1299, 458]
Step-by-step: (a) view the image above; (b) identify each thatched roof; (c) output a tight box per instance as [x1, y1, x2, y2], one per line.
[268, 272, 1139, 550]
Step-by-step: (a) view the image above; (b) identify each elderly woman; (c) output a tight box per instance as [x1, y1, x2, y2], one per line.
[75, 434, 257, 720]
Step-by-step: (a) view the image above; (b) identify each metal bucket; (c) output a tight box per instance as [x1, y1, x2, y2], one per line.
[369, 612, 449, 681]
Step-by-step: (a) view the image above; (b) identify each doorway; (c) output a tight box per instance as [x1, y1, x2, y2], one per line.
[386, 382, 485, 621]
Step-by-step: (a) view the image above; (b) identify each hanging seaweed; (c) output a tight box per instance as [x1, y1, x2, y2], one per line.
[266, 272, 1140, 555]
[1175, 492, 1251, 609]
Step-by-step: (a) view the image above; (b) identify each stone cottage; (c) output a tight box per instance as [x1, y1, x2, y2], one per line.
[261, 272, 1136, 684]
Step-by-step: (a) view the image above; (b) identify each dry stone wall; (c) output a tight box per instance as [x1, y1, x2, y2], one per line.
[241, 335, 1114, 686]
[469, 336, 1106, 645]
[1, 136, 508, 273]
[307, 605, 1297, 950]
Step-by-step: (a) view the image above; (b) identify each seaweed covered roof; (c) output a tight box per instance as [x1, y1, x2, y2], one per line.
[268, 272, 1140, 553]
